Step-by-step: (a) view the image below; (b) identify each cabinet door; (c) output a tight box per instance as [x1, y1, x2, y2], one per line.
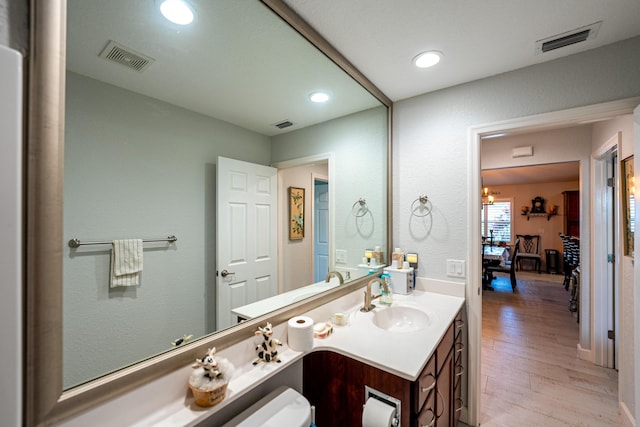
[435, 349, 453, 427]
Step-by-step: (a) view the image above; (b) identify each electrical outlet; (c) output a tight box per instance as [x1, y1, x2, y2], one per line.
[336, 249, 347, 264]
[446, 259, 466, 278]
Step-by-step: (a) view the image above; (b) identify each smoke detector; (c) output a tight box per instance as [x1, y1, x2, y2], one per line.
[535, 21, 601, 54]
[99, 40, 155, 72]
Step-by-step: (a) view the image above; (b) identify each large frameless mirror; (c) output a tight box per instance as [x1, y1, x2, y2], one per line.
[26, 0, 391, 424]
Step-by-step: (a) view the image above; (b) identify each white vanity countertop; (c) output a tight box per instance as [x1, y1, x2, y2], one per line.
[60, 285, 464, 426]
[177, 288, 461, 425]
[307, 290, 465, 380]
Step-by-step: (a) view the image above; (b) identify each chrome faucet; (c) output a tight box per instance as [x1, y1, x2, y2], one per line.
[325, 271, 344, 285]
[361, 277, 390, 312]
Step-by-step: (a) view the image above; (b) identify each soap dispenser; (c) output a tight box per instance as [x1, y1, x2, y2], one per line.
[380, 273, 393, 306]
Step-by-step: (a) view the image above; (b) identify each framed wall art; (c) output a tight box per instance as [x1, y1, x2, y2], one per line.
[289, 186, 305, 240]
[622, 155, 634, 257]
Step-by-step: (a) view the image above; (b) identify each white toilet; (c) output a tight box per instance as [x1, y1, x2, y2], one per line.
[222, 386, 311, 427]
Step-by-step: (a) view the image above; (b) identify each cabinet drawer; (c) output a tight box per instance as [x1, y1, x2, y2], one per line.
[414, 355, 436, 412]
[436, 323, 453, 374]
[415, 389, 436, 427]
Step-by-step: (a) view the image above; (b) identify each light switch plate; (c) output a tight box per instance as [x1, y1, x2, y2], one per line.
[336, 249, 347, 264]
[446, 259, 466, 278]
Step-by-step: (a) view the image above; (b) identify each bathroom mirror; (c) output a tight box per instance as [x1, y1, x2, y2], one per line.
[26, 0, 390, 424]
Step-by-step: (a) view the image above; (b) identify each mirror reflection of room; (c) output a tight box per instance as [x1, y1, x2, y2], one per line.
[63, 0, 387, 389]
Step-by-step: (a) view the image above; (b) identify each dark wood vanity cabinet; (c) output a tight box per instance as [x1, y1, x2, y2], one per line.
[303, 309, 465, 427]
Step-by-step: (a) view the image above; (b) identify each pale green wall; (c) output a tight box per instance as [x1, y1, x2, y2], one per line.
[272, 106, 388, 269]
[63, 72, 271, 388]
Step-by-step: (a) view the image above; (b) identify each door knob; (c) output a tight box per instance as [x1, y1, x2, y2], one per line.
[220, 269, 234, 277]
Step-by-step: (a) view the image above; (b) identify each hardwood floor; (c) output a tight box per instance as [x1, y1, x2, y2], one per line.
[479, 271, 622, 426]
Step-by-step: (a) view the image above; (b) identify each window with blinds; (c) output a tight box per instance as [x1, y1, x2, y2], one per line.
[482, 201, 512, 243]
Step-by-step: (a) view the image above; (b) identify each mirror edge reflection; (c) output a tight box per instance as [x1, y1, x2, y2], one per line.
[25, 0, 392, 425]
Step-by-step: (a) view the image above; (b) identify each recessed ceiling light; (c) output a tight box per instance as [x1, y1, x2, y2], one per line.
[309, 91, 330, 103]
[160, 0, 194, 25]
[413, 51, 442, 68]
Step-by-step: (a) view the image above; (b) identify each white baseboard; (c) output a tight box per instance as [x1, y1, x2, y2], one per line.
[415, 277, 466, 298]
[620, 401, 636, 427]
[576, 343, 593, 362]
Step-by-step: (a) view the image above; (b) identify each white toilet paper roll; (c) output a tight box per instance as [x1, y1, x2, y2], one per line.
[287, 316, 314, 352]
[362, 397, 396, 427]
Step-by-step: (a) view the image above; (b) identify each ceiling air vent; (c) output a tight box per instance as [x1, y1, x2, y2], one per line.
[535, 21, 601, 54]
[274, 120, 294, 130]
[99, 40, 155, 72]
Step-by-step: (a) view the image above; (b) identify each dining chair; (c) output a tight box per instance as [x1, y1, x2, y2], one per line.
[515, 234, 541, 273]
[486, 238, 520, 292]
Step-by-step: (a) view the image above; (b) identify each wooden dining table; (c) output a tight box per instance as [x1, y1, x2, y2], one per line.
[482, 245, 508, 289]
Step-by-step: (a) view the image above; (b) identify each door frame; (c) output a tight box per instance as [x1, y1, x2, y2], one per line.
[273, 153, 335, 292]
[466, 97, 640, 425]
[312, 174, 329, 283]
[591, 134, 621, 368]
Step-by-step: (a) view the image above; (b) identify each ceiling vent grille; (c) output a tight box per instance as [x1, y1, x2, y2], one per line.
[99, 40, 155, 72]
[274, 120, 294, 130]
[535, 21, 601, 54]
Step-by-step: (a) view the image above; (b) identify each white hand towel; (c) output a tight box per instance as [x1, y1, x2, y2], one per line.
[110, 239, 143, 287]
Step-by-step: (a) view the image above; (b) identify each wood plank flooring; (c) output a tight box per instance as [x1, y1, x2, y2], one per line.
[479, 271, 622, 426]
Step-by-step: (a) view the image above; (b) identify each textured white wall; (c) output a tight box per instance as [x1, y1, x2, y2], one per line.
[64, 72, 272, 388]
[482, 125, 593, 170]
[272, 106, 388, 269]
[394, 36, 640, 423]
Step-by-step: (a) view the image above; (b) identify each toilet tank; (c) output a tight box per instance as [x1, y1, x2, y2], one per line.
[222, 386, 310, 427]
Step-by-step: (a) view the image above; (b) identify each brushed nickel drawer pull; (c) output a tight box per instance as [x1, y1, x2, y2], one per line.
[421, 411, 436, 427]
[455, 398, 464, 412]
[421, 379, 436, 393]
[420, 408, 435, 427]
[455, 342, 464, 352]
[436, 389, 445, 418]
[455, 319, 464, 329]
[455, 364, 465, 377]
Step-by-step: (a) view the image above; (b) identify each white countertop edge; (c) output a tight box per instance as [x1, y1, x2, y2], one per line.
[416, 276, 466, 298]
[64, 283, 466, 426]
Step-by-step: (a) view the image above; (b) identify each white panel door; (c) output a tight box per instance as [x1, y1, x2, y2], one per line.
[217, 156, 278, 329]
[314, 180, 329, 282]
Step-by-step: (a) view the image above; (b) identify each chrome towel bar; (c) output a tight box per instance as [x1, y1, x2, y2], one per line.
[68, 235, 177, 248]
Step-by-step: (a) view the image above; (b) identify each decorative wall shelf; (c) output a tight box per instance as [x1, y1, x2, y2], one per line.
[523, 212, 557, 221]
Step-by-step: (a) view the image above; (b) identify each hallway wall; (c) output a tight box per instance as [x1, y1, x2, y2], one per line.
[394, 36, 640, 425]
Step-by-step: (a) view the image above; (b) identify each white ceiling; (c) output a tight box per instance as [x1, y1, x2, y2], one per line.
[282, 1, 634, 186]
[66, 1, 381, 137]
[67, 1, 640, 137]
[482, 162, 580, 186]
[284, 0, 640, 102]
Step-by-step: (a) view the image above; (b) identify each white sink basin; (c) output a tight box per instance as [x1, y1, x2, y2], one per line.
[372, 306, 430, 332]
